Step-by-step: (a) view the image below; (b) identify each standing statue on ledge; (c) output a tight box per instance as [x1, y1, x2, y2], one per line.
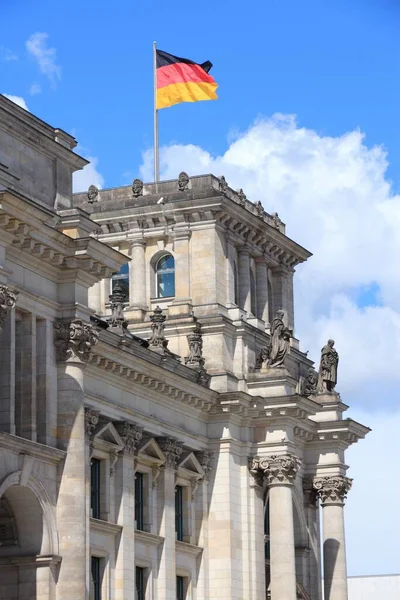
[268, 310, 292, 368]
[317, 339, 339, 393]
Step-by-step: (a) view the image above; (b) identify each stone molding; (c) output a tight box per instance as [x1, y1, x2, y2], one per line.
[115, 422, 143, 455]
[54, 319, 99, 363]
[0, 284, 18, 330]
[249, 454, 301, 487]
[313, 475, 352, 506]
[157, 437, 183, 469]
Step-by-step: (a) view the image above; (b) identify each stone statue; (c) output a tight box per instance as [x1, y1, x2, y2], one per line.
[302, 367, 318, 396]
[268, 310, 292, 368]
[237, 189, 247, 205]
[219, 175, 228, 193]
[271, 212, 282, 230]
[255, 200, 264, 218]
[87, 185, 99, 203]
[317, 339, 339, 393]
[178, 171, 189, 191]
[132, 178, 143, 198]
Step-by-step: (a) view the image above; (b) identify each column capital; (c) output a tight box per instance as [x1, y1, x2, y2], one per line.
[250, 453, 301, 486]
[130, 238, 147, 248]
[115, 421, 144, 455]
[0, 284, 19, 330]
[237, 244, 250, 255]
[158, 437, 184, 469]
[313, 475, 352, 506]
[54, 318, 99, 363]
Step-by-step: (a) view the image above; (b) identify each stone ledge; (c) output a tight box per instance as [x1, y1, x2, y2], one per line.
[135, 530, 164, 547]
[175, 540, 203, 557]
[0, 431, 66, 465]
[90, 517, 122, 537]
[0, 554, 62, 568]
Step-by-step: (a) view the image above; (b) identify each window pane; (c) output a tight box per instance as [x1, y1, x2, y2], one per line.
[135, 472, 144, 531]
[175, 486, 184, 541]
[136, 567, 145, 600]
[177, 576, 185, 600]
[91, 459, 101, 519]
[91, 557, 101, 600]
[158, 255, 174, 271]
[157, 272, 175, 298]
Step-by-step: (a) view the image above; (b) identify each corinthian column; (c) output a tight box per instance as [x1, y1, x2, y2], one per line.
[251, 454, 301, 600]
[313, 476, 352, 600]
[54, 319, 99, 600]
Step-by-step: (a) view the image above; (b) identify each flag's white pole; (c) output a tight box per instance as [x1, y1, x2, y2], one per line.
[153, 41, 160, 186]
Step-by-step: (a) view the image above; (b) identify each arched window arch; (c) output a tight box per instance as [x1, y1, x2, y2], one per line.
[250, 269, 257, 316]
[155, 254, 175, 298]
[111, 263, 129, 300]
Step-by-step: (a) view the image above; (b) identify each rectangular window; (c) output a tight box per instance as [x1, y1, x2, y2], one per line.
[136, 567, 145, 600]
[135, 472, 144, 530]
[177, 576, 185, 600]
[91, 458, 101, 519]
[175, 485, 184, 541]
[91, 556, 102, 600]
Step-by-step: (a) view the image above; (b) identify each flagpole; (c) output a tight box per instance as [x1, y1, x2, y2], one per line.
[153, 41, 160, 187]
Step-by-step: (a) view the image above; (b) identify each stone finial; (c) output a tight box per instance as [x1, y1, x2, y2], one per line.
[132, 178, 144, 198]
[148, 305, 169, 353]
[237, 188, 247, 205]
[185, 318, 205, 369]
[317, 339, 339, 393]
[108, 283, 128, 329]
[178, 171, 190, 191]
[250, 454, 301, 486]
[87, 185, 99, 203]
[54, 319, 99, 363]
[219, 175, 228, 193]
[115, 422, 143, 455]
[158, 437, 184, 469]
[302, 367, 318, 397]
[84, 407, 100, 439]
[313, 476, 352, 506]
[0, 285, 18, 330]
[255, 200, 264, 218]
[272, 212, 282, 229]
[195, 451, 214, 479]
[303, 477, 318, 507]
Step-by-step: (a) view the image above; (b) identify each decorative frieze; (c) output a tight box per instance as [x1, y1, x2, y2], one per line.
[115, 422, 143, 455]
[54, 319, 99, 363]
[313, 476, 352, 506]
[0, 284, 18, 329]
[249, 454, 301, 487]
[158, 437, 183, 469]
[84, 407, 100, 439]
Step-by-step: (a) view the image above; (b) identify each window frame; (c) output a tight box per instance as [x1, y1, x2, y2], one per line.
[154, 253, 175, 299]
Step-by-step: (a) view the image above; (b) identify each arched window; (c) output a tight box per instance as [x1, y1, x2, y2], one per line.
[155, 254, 175, 298]
[111, 263, 129, 300]
[250, 269, 257, 316]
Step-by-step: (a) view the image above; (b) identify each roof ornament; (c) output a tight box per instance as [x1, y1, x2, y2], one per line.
[178, 171, 190, 191]
[219, 175, 229, 193]
[255, 200, 264, 218]
[237, 188, 247, 205]
[87, 185, 99, 203]
[132, 178, 144, 198]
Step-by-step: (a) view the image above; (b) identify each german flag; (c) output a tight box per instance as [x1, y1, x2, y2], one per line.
[156, 49, 218, 110]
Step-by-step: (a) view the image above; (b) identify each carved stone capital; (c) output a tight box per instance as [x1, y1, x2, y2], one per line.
[195, 451, 213, 480]
[303, 477, 318, 507]
[84, 407, 100, 439]
[158, 437, 183, 469]
[0, 284, 19, 330]
[54, 319, 99, 363]
[313, 476, 352, 506]
[115, 422, 143, 455]
[251, 454, 301, 486]
[249, 457, 265, 488]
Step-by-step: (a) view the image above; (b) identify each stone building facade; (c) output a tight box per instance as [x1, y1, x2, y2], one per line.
[0, 94, 369, 600]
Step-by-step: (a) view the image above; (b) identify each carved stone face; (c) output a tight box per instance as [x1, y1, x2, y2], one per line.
[178, 172, 189, 191]
[328, 339, 335, 347]
[132, 178, 143, 197]
[87, 185, 99, 203]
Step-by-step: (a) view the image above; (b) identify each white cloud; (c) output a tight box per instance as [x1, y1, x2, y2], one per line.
[140, 114, 400, 574]
[29, 83, 41, 96]
[1, 47, 18, 61]
[73, 154, 105, 193]
[3, 94, 29, 111]
[26, 32, 61, 87]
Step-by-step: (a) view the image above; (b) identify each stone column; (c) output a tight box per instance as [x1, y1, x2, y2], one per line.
[314, 476, 352, 600]
[157, 437, 183, 600]
[54, 319, 99, 600]
[129, 240, 147, 320]
[255, 258, 269, 322]
[238, 247, 251, 313]
[114, 422, 143, 600]
[251, 454, 301, 600]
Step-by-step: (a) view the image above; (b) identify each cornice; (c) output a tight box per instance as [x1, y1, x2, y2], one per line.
[90, 517, 122, 537]
[176, 540, 203, 557]
[308, 418, 370, 446]
[135, 530, 164, 547]
[0, 431, 66, 465]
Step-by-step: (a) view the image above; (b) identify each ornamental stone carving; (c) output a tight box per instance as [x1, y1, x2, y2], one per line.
[267, 310, 292, 368]
[250, 454, 301, 486]
[87, 184, 99, 203]
[219, 175, 228, 193]
[158, 437, 183, 469]
[302, 367, 318, 397]
[108, 283, 128, 329]
[84, 407, 100, 439]
[249, 457, 266, 488]
[255, 200, 264, 218]
[317, 339, 339, 393]
[148, 306, 169, 353]
[185, 318, 205, 369]
[54, 319, 99, 363]
[303, 477, 318, 507]
[132, 178, 144, 198]
[195, 451, 214, 479]
[237, 188, 247, 205]
[0, 285, 18, 330]
[313, 476, 352, 506]
[272, 212, 282, 229]
[178, 171, 189, 191]
[115, 422, 143, 455]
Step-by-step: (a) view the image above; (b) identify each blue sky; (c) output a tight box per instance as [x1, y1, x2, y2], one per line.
[2, 0, 400, 188]
[2, 0, 400, 578]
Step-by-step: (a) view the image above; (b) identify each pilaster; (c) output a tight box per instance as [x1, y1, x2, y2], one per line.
[238, 247, 251, 313]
